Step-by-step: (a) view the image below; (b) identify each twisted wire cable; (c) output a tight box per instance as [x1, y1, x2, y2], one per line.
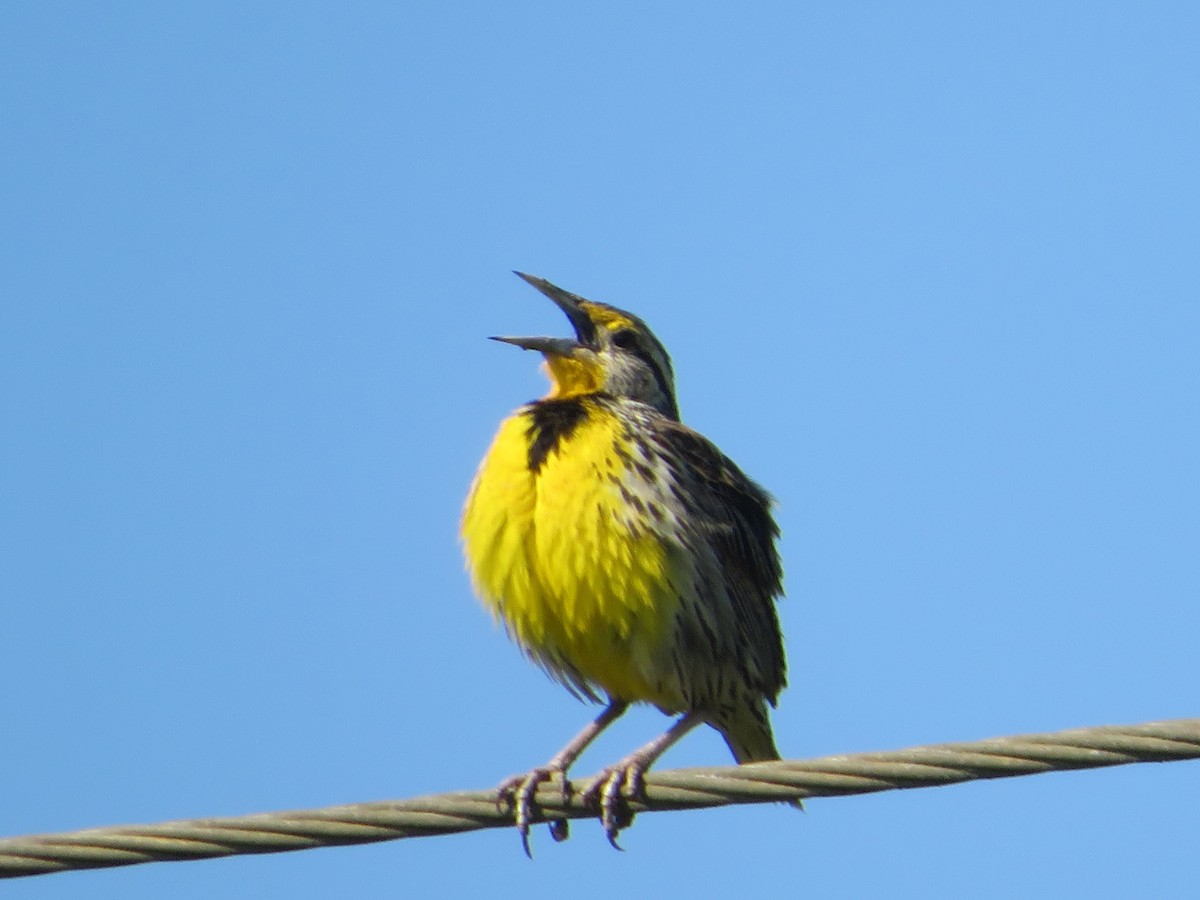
[2, 718, 1197, 879]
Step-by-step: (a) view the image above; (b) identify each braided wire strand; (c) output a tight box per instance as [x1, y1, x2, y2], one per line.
[2, 718, 1197, 879]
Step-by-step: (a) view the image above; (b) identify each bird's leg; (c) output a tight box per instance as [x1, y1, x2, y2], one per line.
[498, 698, 629, 856]
[583, 710, 704, 848]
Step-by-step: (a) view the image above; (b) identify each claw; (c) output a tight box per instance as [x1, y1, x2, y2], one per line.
[549, 818, 570, 842]
[492, 700, 635, 854]
[498, 767, 554, 857]
[583, 761, 643, 848]
[496, 767, 572, 857]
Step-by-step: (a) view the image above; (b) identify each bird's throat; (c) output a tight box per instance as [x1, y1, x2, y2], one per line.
[543, 353, 604, 400]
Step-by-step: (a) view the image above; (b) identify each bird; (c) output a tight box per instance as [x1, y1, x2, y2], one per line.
[460, 272, 786, 852]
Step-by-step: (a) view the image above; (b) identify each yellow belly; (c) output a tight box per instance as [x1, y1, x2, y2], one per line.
[461, 408, 682, 708]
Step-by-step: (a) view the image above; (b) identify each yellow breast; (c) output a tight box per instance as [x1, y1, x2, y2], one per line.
[461, 401, 682, 708]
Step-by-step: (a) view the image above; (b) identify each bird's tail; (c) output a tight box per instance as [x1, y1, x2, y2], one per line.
[717, 702, 781, 764]
[717, 703, 802, 810]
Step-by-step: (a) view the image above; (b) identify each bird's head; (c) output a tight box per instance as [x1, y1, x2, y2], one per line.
[492, 272, 680, 421]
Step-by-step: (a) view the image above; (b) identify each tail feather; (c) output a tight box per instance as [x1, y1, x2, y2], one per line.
[716, 702, 781, 764]
[715, 703, 804, 810]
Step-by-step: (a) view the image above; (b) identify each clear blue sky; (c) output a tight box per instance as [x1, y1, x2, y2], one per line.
[3, 3, 1197, 897]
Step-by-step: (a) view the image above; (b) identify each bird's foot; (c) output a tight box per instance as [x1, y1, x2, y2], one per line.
[582, 757, 647, 850]
[497, 767, 571, 856]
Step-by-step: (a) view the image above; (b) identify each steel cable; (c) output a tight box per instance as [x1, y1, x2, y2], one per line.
[2, 717, 1197, 879]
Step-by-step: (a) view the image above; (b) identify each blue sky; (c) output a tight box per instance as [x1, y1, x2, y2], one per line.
[3, 2, 1198, 896]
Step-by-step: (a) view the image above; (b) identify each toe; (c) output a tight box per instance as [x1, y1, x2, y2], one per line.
[497, 766, 572, 856]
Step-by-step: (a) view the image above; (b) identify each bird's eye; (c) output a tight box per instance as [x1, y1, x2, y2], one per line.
[612, 328, 638, 350]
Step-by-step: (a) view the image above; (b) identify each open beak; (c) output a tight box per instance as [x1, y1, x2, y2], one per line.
[489, 272, 598, 355]
[489, 334, 580, 354]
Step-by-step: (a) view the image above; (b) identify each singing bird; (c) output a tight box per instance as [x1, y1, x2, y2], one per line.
[461, 272, 786, 849]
